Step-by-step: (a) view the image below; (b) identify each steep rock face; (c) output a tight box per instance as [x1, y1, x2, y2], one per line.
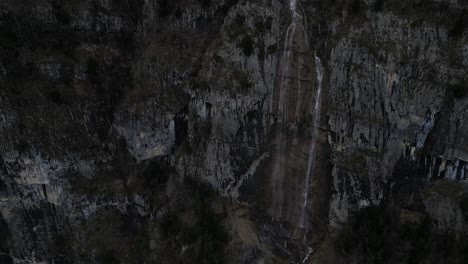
[324, 2, 468, 230]
[1, 0, 468, 263]
[0, 0, 290, 262]
[309, 1, 468, 263]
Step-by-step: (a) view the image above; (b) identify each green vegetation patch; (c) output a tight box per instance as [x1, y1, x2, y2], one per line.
[237, 35, 255, 57]
[334, 205, 468, 263]
[423, 180, 464, 201]
[226, 14, 250, 40]
[83, 209, 149, 264]
[158, 178, 230, 264]
[448, 82, 468, 99]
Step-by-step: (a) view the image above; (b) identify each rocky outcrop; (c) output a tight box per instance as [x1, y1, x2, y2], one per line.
[1, 0, 468, 263]
[324, 2, 468, 231]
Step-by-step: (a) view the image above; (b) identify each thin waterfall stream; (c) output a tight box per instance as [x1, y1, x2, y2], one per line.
[299, 56, 324, 228]
[269, 0, 324, 229]
[270, 0, 301, 221]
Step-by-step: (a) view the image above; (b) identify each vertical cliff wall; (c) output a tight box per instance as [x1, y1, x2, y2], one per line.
[0, 0, 468, 263]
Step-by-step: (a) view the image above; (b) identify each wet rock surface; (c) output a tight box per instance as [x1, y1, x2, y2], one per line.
[1, 0, 468, 263]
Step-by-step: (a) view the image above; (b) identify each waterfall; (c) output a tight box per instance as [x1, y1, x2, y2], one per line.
[277, 23, 296, 121]
[299, 56, 324, 228]
[270, 1, 300, 220]
[269, 0, 323, 228]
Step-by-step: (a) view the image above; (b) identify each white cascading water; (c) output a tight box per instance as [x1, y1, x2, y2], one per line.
[271, 0, 323, 229]
[299, 56, 324, 228]
[270, 0, 300, 220]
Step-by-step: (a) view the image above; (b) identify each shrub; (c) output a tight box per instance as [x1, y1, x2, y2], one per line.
[373, 0, 385, 12]
[238, 36, 254, 56]
[86, 58, 99, 84]
[52, 1, 71, 25]
[0, 213, 10, 252]
[460, 196, 468, 214]
[238, 73, 252, 91]
[449, 12, 467, 38]
[349, 0, 361, 15]
[47, 90, 63, 105]
[158, 178, 230, 264]
[255, 17, 272, 36]
[158, 0, 173, 17]
[197, 0, 210, 8]
[448, 82, 467, 99]
[266, 44, 277, 55]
